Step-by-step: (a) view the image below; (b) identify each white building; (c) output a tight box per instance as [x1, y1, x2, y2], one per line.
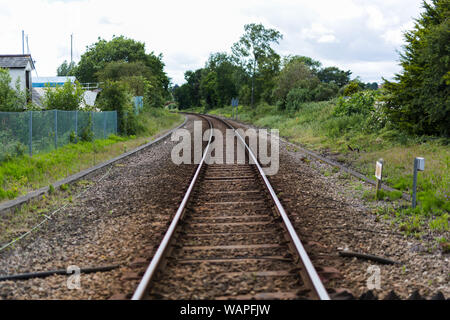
[0, 55, 35, 96]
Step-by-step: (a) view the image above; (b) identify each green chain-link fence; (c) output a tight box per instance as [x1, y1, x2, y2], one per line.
[0, 110, 117, 161]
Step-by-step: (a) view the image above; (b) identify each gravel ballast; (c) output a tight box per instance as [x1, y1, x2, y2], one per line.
[0, 116, 202, 300]
[226, 117, 449, 299]
[0, 114, 448, 300]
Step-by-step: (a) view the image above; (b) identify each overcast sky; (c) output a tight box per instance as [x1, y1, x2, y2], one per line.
[0, 0, 425, 85]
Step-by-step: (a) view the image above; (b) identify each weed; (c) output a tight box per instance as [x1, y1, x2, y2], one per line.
[429, 213, 449, 232]
[48, 184, 55, 194]
[399, 215, 424, 235]
[323, 170, 332, 177]
[338, 172, 351, 180]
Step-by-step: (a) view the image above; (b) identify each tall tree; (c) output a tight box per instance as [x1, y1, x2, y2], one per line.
[273, 59, 319, 108]
[74, 36, 169, 94]
[205, 53, 244, 106]
[57, 60, 76, 76]
[317, 66, 352, 88]
[383, 0, 449, 136]
[184, 69, 203, 108]
[283, 55, 322, 73]
[232, 23, 283, 107]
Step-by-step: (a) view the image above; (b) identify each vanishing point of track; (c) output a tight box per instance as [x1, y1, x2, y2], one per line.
[132, 114, 330, 300]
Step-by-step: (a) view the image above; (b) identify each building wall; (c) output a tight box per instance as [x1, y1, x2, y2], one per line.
[7, 61, 32, 92]
[9, 68, 26, 91]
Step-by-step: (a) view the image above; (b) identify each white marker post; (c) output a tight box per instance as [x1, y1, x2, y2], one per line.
[375, 159, 384, 200]
[412, 157, 425, 208]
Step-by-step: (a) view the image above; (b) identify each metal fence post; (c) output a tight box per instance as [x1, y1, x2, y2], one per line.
[412, 157, 425, 209]
[103, 112, 107, 139]
[115, 111, 118, 134]
[54, 110, 58, 149]
[75, 110, 78, 137]
[28, 110, 32, 157]
[91, 111, 94, 139]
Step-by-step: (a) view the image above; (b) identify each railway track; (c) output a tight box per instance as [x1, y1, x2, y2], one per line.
[132, 114, 329, 300]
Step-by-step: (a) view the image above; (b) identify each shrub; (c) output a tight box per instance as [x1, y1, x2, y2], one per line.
[79, 114, 94, 142]
[96, 80, 134, 135]
[334, 91, 379, 117]
[69, 131, 78, 144]
[341, 81, 360, 96]
[0, 68, 27, 111]
[286, 88, 313, 112]
[312, 83, 339, 101]
[14, 142, 27, 157]
[43, 80, 85, 110]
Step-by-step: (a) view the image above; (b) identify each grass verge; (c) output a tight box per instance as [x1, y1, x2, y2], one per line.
[203, 102, 449, 243]
[0, 108, 182, 203]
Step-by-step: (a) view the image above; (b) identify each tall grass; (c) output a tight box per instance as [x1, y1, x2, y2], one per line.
[206, 101, 449, 215]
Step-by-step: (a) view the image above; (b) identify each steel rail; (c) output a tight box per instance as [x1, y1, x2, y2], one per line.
[131, 116, 213, 300]
[213, 115, 330, 300]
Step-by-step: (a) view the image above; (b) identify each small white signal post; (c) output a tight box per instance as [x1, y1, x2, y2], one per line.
[375, 159, 384, 199]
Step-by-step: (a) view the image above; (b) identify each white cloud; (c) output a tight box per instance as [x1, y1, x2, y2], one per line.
[0, 0, 424, 85]
[365, 5, 387, 31]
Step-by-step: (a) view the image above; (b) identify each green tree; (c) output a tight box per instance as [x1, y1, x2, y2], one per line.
[256, 53, 281, 105]
[232, 23, 283, 107]
[96, 61, 152, 81]
[96, 60, 160, 105]
[317, 66, 352, 87]
[342, 81, 361, 96]
[57, 60, 76, 76]
[0, 68, 26, 111]
[74, 36, 169, 98]
[42, 81, 84, 110]
[200, 71, 219, 109]
[95, 81, 134, 134]
[283, 55, 322, 73]
[272, 59, 319, 109]
[173, 84, 192, 109]
[383, 0, 450, 136]
[184, 69, 203, 108]
[205, 52, 245, 107]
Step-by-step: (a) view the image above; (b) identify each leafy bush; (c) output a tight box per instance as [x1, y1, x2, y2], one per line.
[341, 81, 360, 96]
[69, 131, 78, 144]
[79, 114, 94, 142]
[0, 68, 26, 111]
[14, 142, 27, 157]
[43, 80, 85, 110]
[334, 91, 379, 117]
[95, 80, 134, 135]
[286, 88, 313, 112]
[312, 83, 339, 101]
